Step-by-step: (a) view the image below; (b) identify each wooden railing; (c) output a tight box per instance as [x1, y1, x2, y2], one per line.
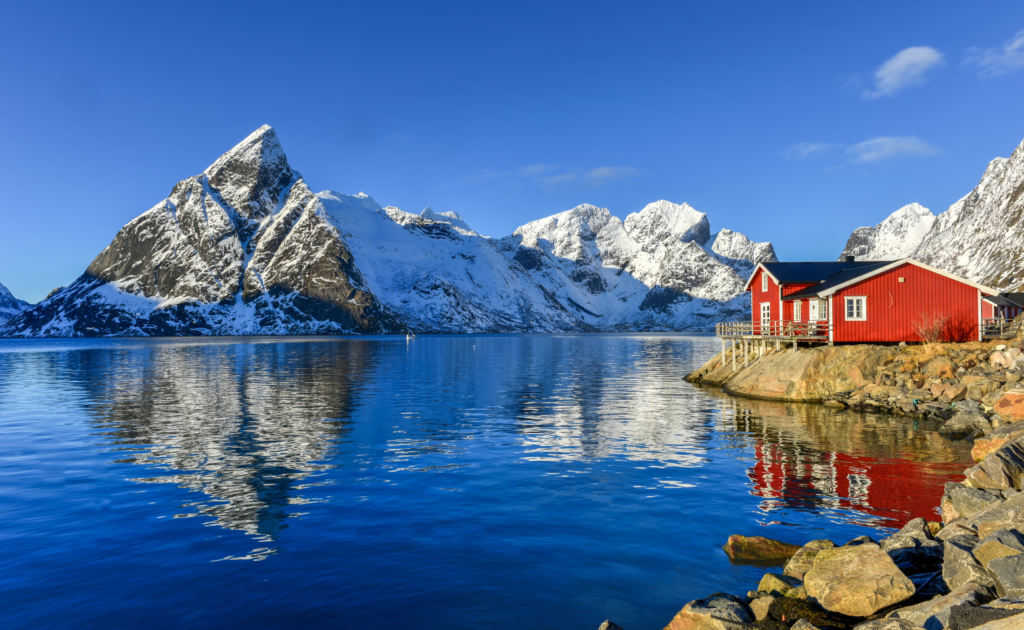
[982, 318, 1024, 340]
[715, 320, 832, 340]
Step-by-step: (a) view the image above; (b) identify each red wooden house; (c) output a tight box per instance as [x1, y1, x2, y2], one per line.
[740, 257, 1000, 344]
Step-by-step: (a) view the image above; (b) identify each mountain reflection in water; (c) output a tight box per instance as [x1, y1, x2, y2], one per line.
[0, 335, 975, 630]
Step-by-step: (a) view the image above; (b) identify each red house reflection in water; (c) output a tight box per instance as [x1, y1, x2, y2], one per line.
[748, 441, 966, 528]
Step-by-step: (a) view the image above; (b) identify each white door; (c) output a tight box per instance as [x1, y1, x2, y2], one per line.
[761, 303, 771, 333]
[809, 299, 819, 321]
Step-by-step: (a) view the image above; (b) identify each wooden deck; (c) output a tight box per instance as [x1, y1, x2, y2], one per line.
[713, 321, 832, 371]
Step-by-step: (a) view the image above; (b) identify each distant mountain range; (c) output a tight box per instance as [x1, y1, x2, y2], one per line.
[5, 129, 1024, 337]
[0, 126, 775, 337]
[840, 138, 1024, 291]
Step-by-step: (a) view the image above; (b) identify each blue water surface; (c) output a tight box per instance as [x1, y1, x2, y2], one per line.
[0, 334, 972, 629]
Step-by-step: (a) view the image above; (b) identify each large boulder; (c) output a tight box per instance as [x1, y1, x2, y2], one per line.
[785, 540, 837, 580]
[964, 493, 1024, 539]
[804, 543, 916, 617]
[973, 426, 1024, 462]
[943, 483, 969, 522]
[941, 384, 969, 404]
[662, 593, 753, 630]
[973, 529, 1024, 570]
[722, 535, 801, 563]
[943, 535, 996, 591]
[941, 402, 993, 440]
[849, 619, 922, 629]
[946, 596, 1024, 630]
[989, 554, 1024, 597]
[949, 486, 1004, 519]
[964, 441, 1024, 490]
[976, 612, 1024, 629]
[968, 379, 1002, 402]
[887, 580, 995, 629]
[994, 389, 1024, 423]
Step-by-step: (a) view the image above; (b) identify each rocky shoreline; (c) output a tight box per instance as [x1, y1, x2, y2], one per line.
[592, 342, 1024, 629]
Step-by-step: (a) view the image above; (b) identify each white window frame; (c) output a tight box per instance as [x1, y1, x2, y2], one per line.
[819, 298, 828, 321]
[760, 302, 771, 328]
[761, 272, 767, 292]
[845, 296, 867, 321]
[808, 299, 818, 321]
[794, 300, 802, 322]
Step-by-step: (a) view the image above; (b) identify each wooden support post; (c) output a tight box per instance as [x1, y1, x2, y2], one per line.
[732, 342, 736, 371]
[744, 341, 749, 368]
[792, 340, 797, 353]
[721, 338, 725, 365]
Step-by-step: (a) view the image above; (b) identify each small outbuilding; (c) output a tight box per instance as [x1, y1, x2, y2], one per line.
[738, 257, 1000, 344]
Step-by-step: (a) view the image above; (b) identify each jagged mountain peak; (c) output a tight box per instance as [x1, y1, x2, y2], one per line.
[623, 199, 711, 253]
[201, 125, 297, 220]
[839, 202, 936, 261]
[420, 207, 476, 234]
[0, 281, 30, 324]
[710, 229, 778, 265]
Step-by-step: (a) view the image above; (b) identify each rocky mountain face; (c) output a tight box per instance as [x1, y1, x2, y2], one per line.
[839, 203, 936, 261]
[0, 282, 29, 325]
[913, 139, 1024, 290]
[1, 126, 774, 337]
[838, 137, 1024, 291]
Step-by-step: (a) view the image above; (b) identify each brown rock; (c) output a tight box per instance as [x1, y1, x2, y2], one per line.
[974, 426, 1024, 461]
[758, 572, 801, 596]
[965, 441, 1024, 490]
[749, 595, 776, 621]
[803, 543, 916, 617]
[964, 374, 991, 385]
[941, 383, 969, 403]
[932, 382, 950, 398]
[598, 622, 625, 630]
[722, 535, 801, 563]
[662, 593, 753, 630]
[969, 379, 1003, 402]
[887, 580, 996, 629]
[965, 611, 1024, 629]
[995, 389, 1024, 423]
[973, 529, 1024, 570]
[965, 493, 1024, 538]
[785, 539, 837, 580]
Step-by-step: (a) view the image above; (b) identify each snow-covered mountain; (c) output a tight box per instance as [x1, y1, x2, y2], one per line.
[911, 139, 1024, 290]
[836, 137, 1024, 291]
[0, 126, 773, 337]
[0, 282, 30, 325]
[838, 203, 935, 261]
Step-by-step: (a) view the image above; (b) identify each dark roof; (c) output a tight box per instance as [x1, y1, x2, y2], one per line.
[984, 294, 1017, 307]
[761, 260, 894, 285]
[781, 262, 893, 300]
[1002, 293, 1024, 307]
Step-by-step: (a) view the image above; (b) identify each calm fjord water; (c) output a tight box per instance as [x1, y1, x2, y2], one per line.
[0, 334, 972, 629]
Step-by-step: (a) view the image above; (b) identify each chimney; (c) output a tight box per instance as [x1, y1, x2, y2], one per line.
[845, 255, 855, 262]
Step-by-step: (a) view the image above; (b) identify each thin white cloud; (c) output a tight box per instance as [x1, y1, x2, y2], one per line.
[538, 173, 579, 190]
[455, 163, 642, 191]
[965, 29, 1024, 78]
[519, 163, 559, 177]
[583, 166, 641, 186]
[844, 136, 939, 163]
[863, 46, 945, 99]
[781, 142, 842, 160]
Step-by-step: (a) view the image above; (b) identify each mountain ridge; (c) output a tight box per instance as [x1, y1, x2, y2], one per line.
[1, 126, 772, 337]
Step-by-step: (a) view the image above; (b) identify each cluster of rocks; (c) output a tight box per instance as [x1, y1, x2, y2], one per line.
[821, 345, 1024, 428]
[596, 428, 1024, 630]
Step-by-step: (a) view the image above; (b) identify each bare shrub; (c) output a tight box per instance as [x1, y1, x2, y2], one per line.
[913, 311, 950, 344]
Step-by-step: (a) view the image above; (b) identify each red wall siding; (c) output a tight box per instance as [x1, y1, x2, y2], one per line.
[982, 301, 994, 319]
[781, 283, 816, 321]
[832, 263, 980, 343]
[750, 269, 779, 329]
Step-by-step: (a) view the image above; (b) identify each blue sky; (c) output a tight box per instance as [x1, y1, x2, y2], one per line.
[2, 1, 1024, 302]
